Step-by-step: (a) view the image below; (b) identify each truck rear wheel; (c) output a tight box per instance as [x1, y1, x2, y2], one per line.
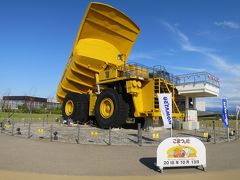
[62, 93, 89, 123]
[95, 89, 129, 128]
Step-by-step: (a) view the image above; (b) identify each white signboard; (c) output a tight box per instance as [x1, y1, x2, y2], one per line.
[157, 137, 206, 172]
[187, 109, 198, 122]
[157, 93, 172, 129]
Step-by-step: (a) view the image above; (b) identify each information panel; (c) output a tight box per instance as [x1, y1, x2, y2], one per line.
[156, 137, 206, 172]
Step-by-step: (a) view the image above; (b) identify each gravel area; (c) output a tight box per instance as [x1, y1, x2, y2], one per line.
[0, 121, 236, 145]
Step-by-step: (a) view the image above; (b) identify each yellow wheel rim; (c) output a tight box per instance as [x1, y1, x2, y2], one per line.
[100, 98, 114, 119]
[65, 100, 74, 116]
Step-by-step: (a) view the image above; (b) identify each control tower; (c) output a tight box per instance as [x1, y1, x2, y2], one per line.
[175, 72, 220, 130]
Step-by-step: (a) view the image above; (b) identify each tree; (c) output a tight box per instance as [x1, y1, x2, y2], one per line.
[1, 89, 11, 112]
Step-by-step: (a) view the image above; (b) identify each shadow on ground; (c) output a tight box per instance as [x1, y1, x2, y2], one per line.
[139, 157, 157, 171]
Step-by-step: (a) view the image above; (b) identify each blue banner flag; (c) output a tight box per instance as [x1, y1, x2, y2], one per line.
[222, 98, 229, 128]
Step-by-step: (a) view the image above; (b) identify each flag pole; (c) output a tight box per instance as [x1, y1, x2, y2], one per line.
[227, 127, 230, 142]
[236, 106, 239, 139]
[170, 125, 173, 137]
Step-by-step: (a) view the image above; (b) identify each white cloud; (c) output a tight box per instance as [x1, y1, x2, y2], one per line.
[129, 48, 179, 62]
[162, 21, 214, 53]
[204, 53, 240, 78]
[166, 65, 205, 72]
[162, 21, 189, 42]
[129, 52, 155, 61]
[214, 21, 240, 30]
[205, 94, 240, 110]
[196, 31, 211, 36]
[204, 98, 221, 109]
[162, 21, 240, 109]
[162, 21, 240, 76]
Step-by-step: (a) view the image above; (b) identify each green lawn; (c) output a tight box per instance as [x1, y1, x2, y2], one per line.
[0, 112, 61, 122]
[199, 119, 240, 129]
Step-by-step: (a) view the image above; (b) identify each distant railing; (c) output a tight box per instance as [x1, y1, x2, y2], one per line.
[152, 65, 178, 84]
[123, 64, 220, 88]
[175, 72, 220, 88]
[124, 63, 178, 84]
[124, 62, 152, 79]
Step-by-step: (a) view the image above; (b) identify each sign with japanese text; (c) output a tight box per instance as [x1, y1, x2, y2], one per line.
[157, 137, 206, 171]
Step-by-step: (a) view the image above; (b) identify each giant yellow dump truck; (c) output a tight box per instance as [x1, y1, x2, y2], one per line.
[57, 2, 183, 128]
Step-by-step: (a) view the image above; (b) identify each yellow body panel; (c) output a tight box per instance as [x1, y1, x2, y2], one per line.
[89, 94, 97, 116]
[125, 78, 184, 119]
[126, 80, 143, 116]
[57, 2, 140, 102]
[99, 68, 118, 81]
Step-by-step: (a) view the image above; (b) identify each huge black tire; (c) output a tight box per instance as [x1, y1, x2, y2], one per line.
[95, 89, 129, 128]
[62, 93, 89, 123]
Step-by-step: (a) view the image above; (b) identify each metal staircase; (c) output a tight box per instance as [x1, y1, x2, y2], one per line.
[154, 78, 160, 110]
[154, 77, 182, 118]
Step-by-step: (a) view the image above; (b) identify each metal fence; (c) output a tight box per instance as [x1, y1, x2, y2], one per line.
[0, 119, 238, 146]
[198, 120, 239, 143]
[0, 120, 163, 146]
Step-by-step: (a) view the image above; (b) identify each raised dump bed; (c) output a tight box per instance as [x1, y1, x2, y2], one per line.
[57, 2, 140, 103]
[56, 2, 184, 128]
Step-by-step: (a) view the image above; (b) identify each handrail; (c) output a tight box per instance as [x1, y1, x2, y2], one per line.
[175, 72, 220, 88]
[125, 63, 178, 84]
[122, 64, 220, 88]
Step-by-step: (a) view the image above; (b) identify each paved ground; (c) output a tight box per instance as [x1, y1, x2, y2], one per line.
[0, 170, 240, 180]
[0, 134, 240, 176]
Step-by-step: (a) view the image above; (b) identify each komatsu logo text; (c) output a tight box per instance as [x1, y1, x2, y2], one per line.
[163, 97, 171, 124]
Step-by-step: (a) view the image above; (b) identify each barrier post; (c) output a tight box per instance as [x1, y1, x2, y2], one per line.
[108, 127, 111, 145]
[50, 124, 53, 142]
[227, 127, 230, 142]
[11, 121, 14, 136]
[46, 114, 49, 124]
[28, 121, 31, 138]
[77, 122, 80, 144]
[213, 120, 216, 144]
[42, 118, 45, 127]
[0, 122, 3, 133]
[236, 108, 239, 139]
[138, 123, 142, 146]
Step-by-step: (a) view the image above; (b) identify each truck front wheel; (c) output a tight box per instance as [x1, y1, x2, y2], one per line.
[62, 93, 89, 123]
[95, 89, 129, 128]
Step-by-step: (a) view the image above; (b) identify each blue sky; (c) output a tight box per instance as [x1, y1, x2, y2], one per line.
[0, 0, 240, 111]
